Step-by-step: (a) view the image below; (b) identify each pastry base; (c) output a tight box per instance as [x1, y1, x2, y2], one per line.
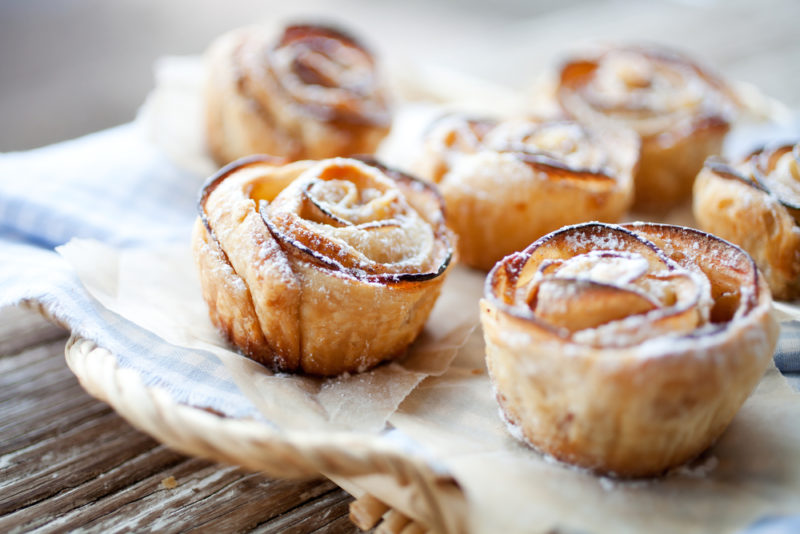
[693, 168, 800, 300]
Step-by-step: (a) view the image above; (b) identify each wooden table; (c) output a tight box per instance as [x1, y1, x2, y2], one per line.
[0, 306, 358, 533]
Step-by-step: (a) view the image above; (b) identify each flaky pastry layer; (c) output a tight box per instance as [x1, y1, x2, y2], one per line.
[413, 116, 638, 270]
[205, 24, 391, 165]
[694, 143, 800, 300]
[480, 222, 777, 477]
[558, 45, 736, 213]
[194, 156, 453, 376]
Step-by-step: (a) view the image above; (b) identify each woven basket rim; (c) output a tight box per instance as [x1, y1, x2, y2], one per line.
[61, 330, 466, 533]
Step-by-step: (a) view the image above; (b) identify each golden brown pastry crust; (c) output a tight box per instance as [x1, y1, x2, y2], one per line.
[480, 222, 777, 477]
[557, 45, 736, 213]
[205, 24, 391, 165]
[193, 155, 453, 376]
[413, 116, 638, 271]
[693, 143, 800, 300]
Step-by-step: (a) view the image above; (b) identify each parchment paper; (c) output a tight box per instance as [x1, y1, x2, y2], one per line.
[60, 236, 800, 533]
[391, 329, 800, 534]
[59, 239, 480, 433]
[74, 44, 800, 533]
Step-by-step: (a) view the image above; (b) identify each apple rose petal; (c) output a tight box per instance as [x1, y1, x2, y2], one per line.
[694, 141, 800, 299]
[481, 222, 777, 476]
[205, 24, 391, 165]
[194, 156, 453, 376]
[558, 45, 736, 212]
[414, 115, 638, 270]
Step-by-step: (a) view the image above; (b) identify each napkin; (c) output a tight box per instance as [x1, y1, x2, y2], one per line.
[0, 122, 265, 419]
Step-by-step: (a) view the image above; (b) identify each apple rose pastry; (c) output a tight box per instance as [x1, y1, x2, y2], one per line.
[557, 45, 737, 213]
[193, 155, 453, 376]
[413, 115, 638, 271]
[205, 24, 391, 165]
[694, 142, 800, 300]
[481, 222, 777, 477]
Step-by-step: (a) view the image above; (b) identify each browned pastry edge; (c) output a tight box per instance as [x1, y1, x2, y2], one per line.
[204, 25, 391, 165]
[481, 222, 776, 477]
[694, 146, 800, 299]
[412, 115, 638, 271]
[557, 45, 735, 213]
[194, 156, 453, 375]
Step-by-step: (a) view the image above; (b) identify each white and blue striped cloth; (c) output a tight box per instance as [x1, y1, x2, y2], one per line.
[0, 122, 799, 533]
[0, 122, 263, 420]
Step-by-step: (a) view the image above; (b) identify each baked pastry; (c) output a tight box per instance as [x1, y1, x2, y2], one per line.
[413, 115, 638, 271]
[557, 45, 737, 213]
[481, 222, 777, 477]
[694, 142, 800, 300]
[205, 24, 391, 165]
[193, 155, 453, 376]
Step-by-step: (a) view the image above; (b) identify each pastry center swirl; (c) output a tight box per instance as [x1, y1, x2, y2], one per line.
[589, 50, 704, 115]
[525, 250, 705, 335]
[280, 39, 373, 93]
[268, 26, 385, 122]
[755, 144, 800, 205]
[492, 224, 717, 348]
[263, 160, 442, 274]
[484, 121, 609, 172]
[562, 47, 735, 138]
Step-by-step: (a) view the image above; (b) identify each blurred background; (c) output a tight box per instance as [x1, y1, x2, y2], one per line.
[1, 0, 798, 151]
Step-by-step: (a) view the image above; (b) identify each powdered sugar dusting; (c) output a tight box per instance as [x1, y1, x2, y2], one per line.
[672, 454, 718, 478]
[564, 230, 627, 252]
[265, 158, 448, 278]
[553, 251, 649, 285]
[203, 242, 247, 292]
[490, 222, 769, 354]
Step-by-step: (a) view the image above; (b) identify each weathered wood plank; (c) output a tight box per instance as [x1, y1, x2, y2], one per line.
[153, 473, 336, 532]
[0, 307, 66, 356]
[252, 489, 356, 534]
[0, 411, 161, 514]
[1, 445, 187, 532]
[309, 513, 362, 534]
[0, 398, 112, 457]
[0, 310, 358, 534]
[37, 461, 350, 534]
[0, 339, 84, 407]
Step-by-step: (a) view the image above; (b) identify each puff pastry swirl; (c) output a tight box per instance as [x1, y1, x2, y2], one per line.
[481, 222, 777, 476]
[205, 24, 391, 165]
[193, 156, 453, 376]
[694, 142, 800, 299]
[558, 45, 736, 213]
[413, 115, 638, 270]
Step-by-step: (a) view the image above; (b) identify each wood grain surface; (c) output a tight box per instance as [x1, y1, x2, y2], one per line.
[0, 307, 359, 533]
